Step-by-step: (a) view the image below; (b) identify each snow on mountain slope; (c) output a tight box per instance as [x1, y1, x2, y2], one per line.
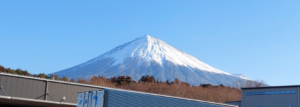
[233, 74, 250, 80]
[54, 35, 249, 86]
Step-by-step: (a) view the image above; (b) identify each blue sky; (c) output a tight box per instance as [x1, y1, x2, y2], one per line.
[0, 0, 299, 86]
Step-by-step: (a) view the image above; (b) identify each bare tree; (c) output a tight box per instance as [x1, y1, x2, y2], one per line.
[233, 79, 267, 89]
[253, 80, 266, 87]
[233, 79, 246, 89]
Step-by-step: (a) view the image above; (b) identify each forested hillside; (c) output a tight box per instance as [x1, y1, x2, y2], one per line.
[88, 75, 241, 103]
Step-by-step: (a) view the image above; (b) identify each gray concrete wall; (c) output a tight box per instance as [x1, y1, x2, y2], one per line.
[0, 73, 103, 103]
[242, 87, 299, 107]
[0, 75, 46, 100]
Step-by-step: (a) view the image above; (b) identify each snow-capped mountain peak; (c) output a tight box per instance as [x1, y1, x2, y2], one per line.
[55, 35, 249, 86]
[101, 35, 229, 75]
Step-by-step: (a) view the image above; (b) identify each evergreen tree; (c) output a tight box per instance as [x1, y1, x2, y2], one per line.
[6, 68, 16, 74]
[16, 68, 23, 75]
[0, 65, 3, 72]
[22, 70, 30, 76]
[63, 76, 69, 81]
[140, 75, 155, 83]
[111, 76, 117, 83]
[50, 74, 61, 80]
[117, 76, 126, 85]
[38, 73, 48, 78]
[6, 68, 12, 73]
[2, 67, 6, 73]
[126, 76, 133, 84]
[166, 80, 170, 84]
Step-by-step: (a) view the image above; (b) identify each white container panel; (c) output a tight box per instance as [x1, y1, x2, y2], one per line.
[77, 93, 84, 107]
[88, 92, 93, 107]
[83, 92, 89, 107]
[95, 91, 104, 107]
[77, 90, 104, 107]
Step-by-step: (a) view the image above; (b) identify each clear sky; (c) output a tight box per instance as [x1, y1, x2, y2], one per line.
[1, 0, 299, 86]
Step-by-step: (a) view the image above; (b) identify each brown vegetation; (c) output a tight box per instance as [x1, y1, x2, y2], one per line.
[88, 75, 241, 103]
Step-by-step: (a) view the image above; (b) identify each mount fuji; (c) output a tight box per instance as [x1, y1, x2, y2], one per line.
[54, 35, 249, 86]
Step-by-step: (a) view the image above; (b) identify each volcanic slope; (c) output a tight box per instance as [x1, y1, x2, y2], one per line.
[54, 35, 248, 86]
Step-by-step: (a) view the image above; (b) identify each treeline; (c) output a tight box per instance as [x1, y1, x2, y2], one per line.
[0, 65, 30, 76]
[87, 75, 241, 103]
[0, 65, 241, 103]
[0, 65, 73, 82]
[233, 79, 267, 88]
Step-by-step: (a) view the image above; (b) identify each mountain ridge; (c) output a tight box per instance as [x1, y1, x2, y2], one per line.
[54, 35, 249, 86]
